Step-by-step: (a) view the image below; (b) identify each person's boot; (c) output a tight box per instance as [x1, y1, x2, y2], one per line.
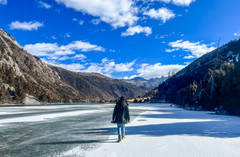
[117, 138, 122, 142]
[122, 136, 126, 140]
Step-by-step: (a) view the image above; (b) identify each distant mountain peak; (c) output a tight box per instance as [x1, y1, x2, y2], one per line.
[122, 76, 166, 91]
[131, 77, 147, 81]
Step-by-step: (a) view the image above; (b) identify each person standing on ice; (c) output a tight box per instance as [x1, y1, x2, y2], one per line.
[112, 96, 130, 142]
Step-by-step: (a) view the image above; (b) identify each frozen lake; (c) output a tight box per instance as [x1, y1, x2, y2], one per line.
[1, 103, 240, 157]
[0, 103, 144, 157]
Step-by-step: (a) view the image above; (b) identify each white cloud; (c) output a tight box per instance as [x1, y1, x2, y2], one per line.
[0, 0, 7, 5]
[136, 63, 185, 79]
[184, 61, 191, 65]
[38, 1, 52, 9]
[109, 49, 116, 52]
[156, 32, 175, 39]
[234, 32, 240, 36]
[165, 48, 179, 52]
[54, 50, 75, 56]
[50, 54, 87, 61]
[183, 55, 195, 59]
[113, 61, 136, 72]
[55, 0, 139, 28]
[155, 0, 196, 6]
[63, 41, 105, 52]
[9, 21, 43, 31]
[100, 58, 135, 73]
[85, 58, 135, 74]
[79, 20, 84, 25]
[83, 63, 103, 73]
[157, 0, 171, 3]
[65, 33, 71, 38]
[57, 56, 70, 61]
[123, 75, 139, 80]
[24, 43, 59, 56]
[160, 35, 166, 39]
[72, 18, 84, 25]
[52, 58, 136, 75]
[72, 54, 87, 61]
[91, 19, 101, 25]
[168, 40, 216, 58]
[52, 36, 56, 40]
[52, 63, 86, 71]
[102, 58, 108, 63]
[121, 25, 152, 36]
[24, 41, 105, 61]
[172, 0, 196, 6]
[144, 8, 175, 23]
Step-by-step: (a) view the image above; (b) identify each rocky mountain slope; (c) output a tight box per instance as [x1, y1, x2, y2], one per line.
[49, 66, 146, 102]
[0, 28, 145, 105]
[121, 76, 166, 91]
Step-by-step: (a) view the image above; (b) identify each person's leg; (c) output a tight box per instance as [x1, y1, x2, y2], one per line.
[122, 124, 125, 139]
[117, 124, 122, 140]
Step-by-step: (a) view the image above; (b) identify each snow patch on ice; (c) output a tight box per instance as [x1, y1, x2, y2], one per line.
[0, 112, 12, 115]
[0, 109, 103, 126]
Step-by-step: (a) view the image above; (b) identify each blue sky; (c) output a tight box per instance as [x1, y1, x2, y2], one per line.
[0, 0, 240, 79]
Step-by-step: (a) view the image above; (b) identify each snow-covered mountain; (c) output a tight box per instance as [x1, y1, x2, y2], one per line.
[121, 76, 166, 91]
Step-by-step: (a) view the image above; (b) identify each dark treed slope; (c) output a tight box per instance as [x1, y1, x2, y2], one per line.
[154, 38, 240, 115]
[0, 28, 145, 104]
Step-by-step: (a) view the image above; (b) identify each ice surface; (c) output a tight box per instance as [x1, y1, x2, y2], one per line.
[62, 104, 240, 157]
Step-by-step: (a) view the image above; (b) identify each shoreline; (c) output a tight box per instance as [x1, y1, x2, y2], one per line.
[0, 102, 118, 107]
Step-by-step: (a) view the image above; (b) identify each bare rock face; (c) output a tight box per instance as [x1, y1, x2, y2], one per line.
[23, 95, 41, 105]
[0, 28, 145, 105]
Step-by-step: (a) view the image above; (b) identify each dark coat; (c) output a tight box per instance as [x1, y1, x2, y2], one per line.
[112, 99, 130, 124]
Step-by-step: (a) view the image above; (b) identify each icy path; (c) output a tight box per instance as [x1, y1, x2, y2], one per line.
[63, 104, 240, 157]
